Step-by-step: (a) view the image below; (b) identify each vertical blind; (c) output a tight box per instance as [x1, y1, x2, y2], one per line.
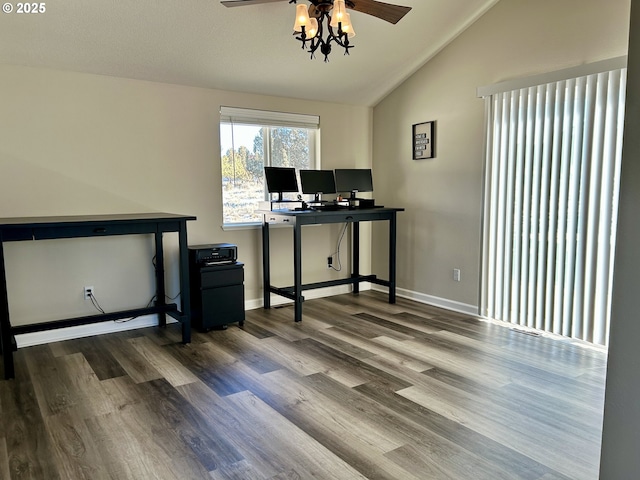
[480, 67, 627, 346]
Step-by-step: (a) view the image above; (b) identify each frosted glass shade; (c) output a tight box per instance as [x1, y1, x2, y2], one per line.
[341, 12, 355, 37]
[293, 3, 311, 32]
[329, 0, 347, 28]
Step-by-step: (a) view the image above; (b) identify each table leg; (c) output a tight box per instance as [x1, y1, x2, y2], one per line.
[178, 223, 191, 344]
[262, 220, 271, 310]
[0, 239, 15, 379]
[293, 223, 303, 322]
[389, 213, 397, 304]
[154, 231, 167, 328]
[352, 221, 360, 294]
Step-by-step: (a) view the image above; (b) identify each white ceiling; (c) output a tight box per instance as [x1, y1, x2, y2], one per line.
[0, 0, 498, 106]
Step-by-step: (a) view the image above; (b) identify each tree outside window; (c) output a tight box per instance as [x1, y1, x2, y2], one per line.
[220, 113, 319, 225]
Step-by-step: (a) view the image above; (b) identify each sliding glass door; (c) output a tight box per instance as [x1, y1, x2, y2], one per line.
[480, 65, 626, 346]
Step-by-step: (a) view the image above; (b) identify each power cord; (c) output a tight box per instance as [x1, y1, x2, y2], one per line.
[87, 256, 182, 323]
[87, 291, 106, 314]
[114, 294, 156, 323]
[329, 223, 349, 272]
[165, 291, 181, 302]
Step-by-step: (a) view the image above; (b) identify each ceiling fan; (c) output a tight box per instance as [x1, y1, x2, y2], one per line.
[221, 0, 412, 61]
[220, 0, 412, 25]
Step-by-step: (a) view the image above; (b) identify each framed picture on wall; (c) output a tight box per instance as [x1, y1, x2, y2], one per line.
[412, 121, 435, 159]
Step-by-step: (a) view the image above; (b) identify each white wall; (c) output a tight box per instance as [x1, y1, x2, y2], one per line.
[600, 1, 640, 476]
[371, 0, 630, 311]
[0, 65, 372, 330]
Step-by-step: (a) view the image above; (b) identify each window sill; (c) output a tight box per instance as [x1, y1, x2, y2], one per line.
[221, 222, 261, 231]
[221, 222, 324, 231]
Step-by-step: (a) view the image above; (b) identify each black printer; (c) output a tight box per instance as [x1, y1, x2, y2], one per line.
[188, 243, 238, 265]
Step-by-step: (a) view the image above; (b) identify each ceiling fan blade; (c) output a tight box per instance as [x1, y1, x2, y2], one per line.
[220, 0, 411, 24]
[348, 0, 411, 24]
[221, 0, 288, 7]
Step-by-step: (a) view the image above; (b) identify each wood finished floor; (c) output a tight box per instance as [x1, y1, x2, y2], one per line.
[0, 291, 607, 480]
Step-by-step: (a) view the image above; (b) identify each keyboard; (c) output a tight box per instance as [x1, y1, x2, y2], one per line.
[313, 204, 342, 211]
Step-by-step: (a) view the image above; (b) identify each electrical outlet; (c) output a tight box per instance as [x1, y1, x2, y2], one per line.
[453, 269, 461, 282]
[327, 256, 333, 269]
[84, 286, 94, 300]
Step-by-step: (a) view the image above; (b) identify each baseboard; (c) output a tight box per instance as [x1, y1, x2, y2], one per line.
[371, 285, 478, 316]
[15, 286, 588, 353]
[15, 314, 177, 348]
[19, 284, 476, 348]
[16, 284, 358, 348]
[16, 285, 470, 348]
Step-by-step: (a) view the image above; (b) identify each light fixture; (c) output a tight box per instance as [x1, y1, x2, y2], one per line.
[292, 0, 356, 62]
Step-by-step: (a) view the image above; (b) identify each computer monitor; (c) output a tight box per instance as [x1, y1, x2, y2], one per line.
[334, 169, 374, 199]
[264, 166, 299, 202]
[300, 170, 337, 202]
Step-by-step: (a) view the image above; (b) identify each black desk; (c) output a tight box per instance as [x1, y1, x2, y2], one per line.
[259, 207, 404, 322]
[0, 213, 196, 379]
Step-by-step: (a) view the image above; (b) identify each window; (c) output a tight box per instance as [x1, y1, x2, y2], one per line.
[220, 107, 320, 225]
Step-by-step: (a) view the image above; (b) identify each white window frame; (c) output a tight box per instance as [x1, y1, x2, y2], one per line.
[220, 106, 321, 228]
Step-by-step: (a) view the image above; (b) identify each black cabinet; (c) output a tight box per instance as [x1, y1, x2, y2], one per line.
[189, 261, 245, 331]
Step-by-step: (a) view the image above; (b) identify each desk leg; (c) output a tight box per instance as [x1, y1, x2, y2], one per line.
[178, 223, 191, 344]
[154, 231, 167, 328]
[352, 221, 360, 294]
[389, 213, 397, 304]
[293, 223, 303, 322]
[0, 239, 15, 379]
[262, 220, 271, 310]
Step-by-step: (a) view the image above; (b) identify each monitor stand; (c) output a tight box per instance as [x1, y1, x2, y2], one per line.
[312, 193, 328, 203]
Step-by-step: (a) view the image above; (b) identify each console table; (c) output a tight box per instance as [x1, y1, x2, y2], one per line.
[259, 207, 404, 322]
[0, 212, 196, 379]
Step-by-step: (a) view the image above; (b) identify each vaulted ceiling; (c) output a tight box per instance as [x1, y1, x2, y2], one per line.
[0, 0, 499, 106]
